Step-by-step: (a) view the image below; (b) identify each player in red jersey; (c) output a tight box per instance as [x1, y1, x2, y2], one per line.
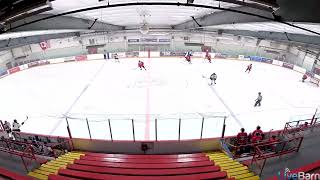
[138, 60, 146, 70]
[251, 132, 263, 143]
[268, 135, 278, 151]
[302, 73, 307, 82]
[245, 63, 252, 73]
[252, 126, 263, 137]
[237, 128, 248, 145]
[205, 50, 212, 63]
[236, 128, 248, 155]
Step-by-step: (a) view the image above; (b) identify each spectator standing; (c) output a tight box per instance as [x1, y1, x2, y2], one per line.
[12, 119, 24, 132]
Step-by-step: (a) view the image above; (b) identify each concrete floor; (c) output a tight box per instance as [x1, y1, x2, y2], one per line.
[260, 128, 320, 179]
[0, 151, 39, 176]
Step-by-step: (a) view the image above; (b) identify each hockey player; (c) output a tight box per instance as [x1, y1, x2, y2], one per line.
[254, 92, 262, 107]
[302, 73, 307, 82]
[251, 132, 263, 144]
[236, 128, 248, 154]
[138, 60, 146, 70]
[245, 64, 252, 73]
[252, 126, 263, 137]
[237, 128, 248, 146]
[12, 119, 24, 132]
[205, 50, 212, 63]
[185, 50, 192, 64]
[114, 53, 120, 63]
[3, 121, 11, 134]
[210, 73, 217, 85]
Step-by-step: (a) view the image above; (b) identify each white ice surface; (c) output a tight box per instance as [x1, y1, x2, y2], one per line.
[0, 58, 319, 140]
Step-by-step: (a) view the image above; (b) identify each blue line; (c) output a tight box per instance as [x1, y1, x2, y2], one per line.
[49, 62, 106, 135]
[64, 62, 106, 115]
[208, 85, 244, 128]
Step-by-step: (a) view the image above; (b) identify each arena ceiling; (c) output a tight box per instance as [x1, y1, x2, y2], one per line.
[0, 0, 320, 50]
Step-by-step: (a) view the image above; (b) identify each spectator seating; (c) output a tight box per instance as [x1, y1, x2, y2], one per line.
[28, 152, 84, 180]
[0, 167, 33, 180]
[30, 151, 233, 180]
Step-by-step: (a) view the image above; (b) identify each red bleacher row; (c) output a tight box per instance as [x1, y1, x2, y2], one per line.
[48, 152, 234, 180]
[0, 167, 33, 180]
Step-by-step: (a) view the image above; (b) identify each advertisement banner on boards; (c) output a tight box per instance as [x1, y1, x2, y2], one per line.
[140, 38, 157, 43]
[313, 67, 320, 76]
[158, 39, 170, 42]
[160, 51, 172, 57]
[75, 55, 88, 61]
[38, 60, 50, 66]
[28, 61, 39, 68]
[128, 39, 139, 43]
[0, 70, 8, 77]
[64, 56, 75, 62]
[264, 59, 273, 64]
[214, 53, 227, 59]
[249, 56, 273, 64]
[192, 52, 203, 58]
[171, 52, 185, 56]
[282, 62, 294, 69]
[8, 67, 20, 74]
[126, 51, 139, 58]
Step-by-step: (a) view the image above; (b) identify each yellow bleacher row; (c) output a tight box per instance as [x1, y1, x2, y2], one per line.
[27, 152, 84, 180]
[207, 152, 260, 180]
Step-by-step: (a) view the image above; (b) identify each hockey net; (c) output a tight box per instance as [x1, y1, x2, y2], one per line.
[310, 77, 320, 86]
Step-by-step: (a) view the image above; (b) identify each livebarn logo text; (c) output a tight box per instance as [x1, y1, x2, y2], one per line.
[277, 168, 320, 180]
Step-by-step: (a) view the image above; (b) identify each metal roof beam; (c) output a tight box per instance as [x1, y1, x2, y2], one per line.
[211, 29, 320, 48]
[173, 6, 273, 30]
[7, 14, 124, 32]
[0, 32, 80, 51]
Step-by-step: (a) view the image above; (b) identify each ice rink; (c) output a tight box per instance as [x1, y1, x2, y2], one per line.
[1, 58, 319, 140]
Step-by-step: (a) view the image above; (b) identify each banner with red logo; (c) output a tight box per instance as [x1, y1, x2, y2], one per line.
[28, 61, 39, 68]
[8, 67, 20, 74]
[39, 40, 51, 50]
[75, 55, 88, 61]
[282, 62, 294, 69]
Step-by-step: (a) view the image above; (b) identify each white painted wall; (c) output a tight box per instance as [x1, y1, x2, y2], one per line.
[0, 50, 12, 69]
[303, 54, 316, 71]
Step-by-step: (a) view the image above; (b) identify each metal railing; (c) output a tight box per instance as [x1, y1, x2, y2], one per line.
[0, 138, 37, 172]
[282, 117, 320, 139]
[250, 136, 304, 176]
[222, 129, 282, 159]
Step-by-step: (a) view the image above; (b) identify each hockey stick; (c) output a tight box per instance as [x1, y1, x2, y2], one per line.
[202, 75, 209, 79]
[22, 116, 29, 125]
